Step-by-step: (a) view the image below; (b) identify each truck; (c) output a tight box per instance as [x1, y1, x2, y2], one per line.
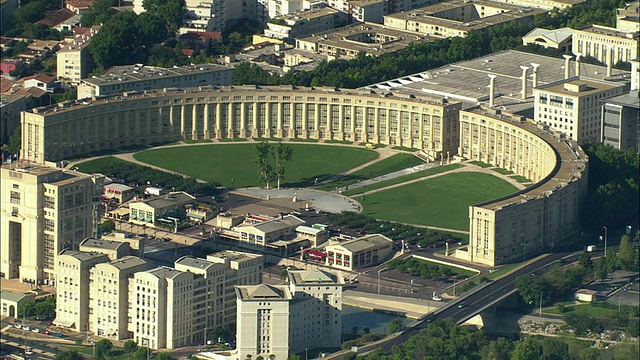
[587, 245, 596, 252]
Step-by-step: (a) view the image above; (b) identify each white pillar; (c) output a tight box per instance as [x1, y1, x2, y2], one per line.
[520, 66, 529, 100]
[575, 54, 582, 77]
[488, 75, 496, 107]
[563, 55, 572, 79]
[630, 59, 639, 91]
[606, 46, 614, 77]
[531, 63, 540, 88]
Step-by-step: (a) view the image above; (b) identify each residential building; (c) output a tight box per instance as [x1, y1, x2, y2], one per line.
[100, 231, 145, 257]
[103, 183, 134, 204]
[522, 27, 573, 52]
[129, 192, 196, 228]
[56, 26, 100, 84]
[38, 8, 81, 32]
[459, 106, 588, 266]
[264, 7, 346, 42]
[77, 63, 233, 100]
[128, 266, 194, 349]
[78, 237, 131, 260]
[66, 0, 94, 14]
[20, 74, 56, 93]
[54, 250, 109, 330]
[1, 93, 29, 144]
[383, 0, 543, 39]
[602, 92, 640, 153]
[235, 269, 343, 359]
[616, 1, 639, 32]
[0, 163, 106, 283]
[325, 234, 393, 271]
[572, 25, 639, 65]
[89, 256, 147, 339]
[533, 76, 626, 143]
[491, 0, 585, 10]
[235, 284, 292, 360]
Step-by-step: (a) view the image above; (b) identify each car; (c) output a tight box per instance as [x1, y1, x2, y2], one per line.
[30, 328, 40, 333]
[457, 302, 467, 309]
[24, 326, 32, 331]
[25, 349, 34, 355]
[432, 295, 442, 301]
[425, 314, 435, 323]
[40, 330, 50, 335]
[14, 323, 23, 329]
[51, 332, 64, 338]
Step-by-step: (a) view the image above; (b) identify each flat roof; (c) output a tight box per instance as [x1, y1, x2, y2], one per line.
[236, 284, 291, 300]
[145, 266, 186, 280]
[603, 91, 640, 108]
[245, 215, 305, 233]
[105, 183, 133, 191]
[135, 191, 195, 209]
[465, 106, 587, 210]
[575, 24, 639, 39]
[331, 234, 393, 252]
[82, 63, 232, 87]
[536, 77, 624, 96]
[289, 269, 341, 284]
[207, 250, 262, 263]
[100, 256, 147, 271]
[175, 256, 217, 270]
[362, 50, 631, 114]
[58, 249, 108, 262]
[79, 237, 126, 251]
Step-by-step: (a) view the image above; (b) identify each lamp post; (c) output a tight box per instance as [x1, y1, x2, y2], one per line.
[377, 269, 383, 295]
[203, 327, 208, 348]
[603, 226, 608, 258]
[305, 347, 308, 360]
[539, 292, 543, 318]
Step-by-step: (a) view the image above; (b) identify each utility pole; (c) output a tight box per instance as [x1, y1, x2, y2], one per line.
[539, 292, 543, 318]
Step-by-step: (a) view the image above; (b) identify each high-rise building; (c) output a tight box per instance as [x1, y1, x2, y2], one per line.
[235, 269, 343, 359]
[89, 256, 147, 339]
[0, 163, 105, 283]
[54, 250, 109, 330]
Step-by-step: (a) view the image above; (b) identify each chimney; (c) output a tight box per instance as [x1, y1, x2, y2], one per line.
[531, 63, 540, 88]
[488, 75, 496, 107]
[563, 55, 573, 79]
[631, 58, 639, 92]
[520, 66, 529, 99]
[575, 53, 582, 77]
[606, 46, 614, 77]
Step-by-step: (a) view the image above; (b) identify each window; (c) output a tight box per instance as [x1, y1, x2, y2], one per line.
[10, 191, 20, 204]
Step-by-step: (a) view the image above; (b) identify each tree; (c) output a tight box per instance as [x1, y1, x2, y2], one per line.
[94, 339, 113, 360]
[142, 0, 184, 34]
[618, 235, 638, 271]
[541, 337, 569, 360]
[135, 13, 168, 45]
[578, 250, 593, 270]
[512, 338, 542, 360]
[89, 11, 139, 68]
[279, 268, 288, 281]
[81, 0, 116, 27]
[13, 2, 46, 27]
[287, 355, 301, 360]
[480, 337, 513, 360]
[134, 347, 150, 360]
[156, 352, 172, 360]
[56, 350, 82, 360]
[387, 317, 403, 334]
[273, 142, 293, 190]
[595, 258, 609, 281]
[7, 125, 21, 155]
[98, 220, 116, 234]
[123, 340, 137, 353]
[255, 141, 274, 189]
[516, 275, 550, 307]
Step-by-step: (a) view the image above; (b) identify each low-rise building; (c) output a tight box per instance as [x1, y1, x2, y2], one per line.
[522, 27, 573, 52]
[100, 231, 145, 257]
[77, 63, 233, 100]
[0, 290, 35, 319]
[103, 183, 134, 204]
[234, 215, 305, 246]
[129, 192, 196, 228]
[616, 1, 639, 32]
[325, 234, 393, 271]
[572, 25, 639, 65]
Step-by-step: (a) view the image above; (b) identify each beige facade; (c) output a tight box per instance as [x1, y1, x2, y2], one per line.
[572, 25, 639, 65]
[21, 86, 461, 164]
[79, 237, 131, 260]
[616, 2, 640, 32]
[325, 234, 393, 270]
[77, 64, 233, 100]
[89, 256, 147, 339]
[492, 0, 585, 10]
[234, 215, 305, 246]
[533, 77, 626, 144]
[0, 163, 105, 283]
[129, 192, 196, 228]
[383, 0, 543, 39]
[56, 27, 99, 84]
[54, 250, 109, 330]
[264, 8, 344, 41]
[458, 107, 588, 266]
[235, 269, 343, 360]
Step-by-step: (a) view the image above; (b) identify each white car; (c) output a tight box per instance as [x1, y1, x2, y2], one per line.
[432, 295, 442, 301]
[30, 328, 40, 333]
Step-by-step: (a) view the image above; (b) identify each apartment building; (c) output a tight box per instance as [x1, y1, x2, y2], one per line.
[572, 25, 639, 65]
[264, 7, 346, 41]
[235, 269, 343, 359]
[128, 251, 263, 349]
[56, 26, 100, 84]
[602, 92, 640, 153]
[54, 250, 109, 330]
[533, 77, 626, 144]
[89, 256, 147, 340]
[77, 64, 233, 100]
[78, 237, 131, 260]
[0, 163, 105, 283]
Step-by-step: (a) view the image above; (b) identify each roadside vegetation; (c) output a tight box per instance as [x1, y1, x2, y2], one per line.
[386, 257, 478, 280]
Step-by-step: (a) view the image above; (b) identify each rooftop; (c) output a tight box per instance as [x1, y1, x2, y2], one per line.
[523, 27, 573, 43]
[603, 91, 640, 109]
[207, 250, 261, 263]
[82, 63, 232, 87]
[100, 256, 147, 271]
[536, 77, 624, 96]
[332, 234, 393, 252]
[38, 8, 76, 28]
[362, 50, 630, 114]
[0, 290, 34, 303]
[105, 183, 133, 191]
[244, 215, 305, 234]
[146, 266, 187, 280]
[58, 249, 108, 262]
[289, 269, 341, 285]
[175, 255, 217, 270]
[79, 237, 127, 251]
[236, 284, 291, 300]
[134, 191, 195, 209]
[574, 24, 639, 39]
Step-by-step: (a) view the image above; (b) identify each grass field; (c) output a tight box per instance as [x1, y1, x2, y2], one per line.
[510, 175, 532, 183]
[544, 303, 624, 317]
[491, 168, 514, 175]
[133, 144, 378, 188]
[343, 164, 462, 196]
[360, 172, 518, 230]
[74, 156, 131, 174]
[469, 160, 492, 168]
[316, 153, 425, 191]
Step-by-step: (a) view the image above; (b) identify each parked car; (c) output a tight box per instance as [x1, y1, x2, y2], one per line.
[25, 349, 34, 355]
[23, 326, 31, 331]
[30, 328, 40, 333]
[432, 294, 442, 301]
[51, 332, 64, 338]
[40, 330, 50, 335]
[14, 323, 22, 329]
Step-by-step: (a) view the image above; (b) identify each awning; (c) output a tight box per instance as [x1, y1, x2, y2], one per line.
[304, 249, 327, 259]
[53, 318, 75, 328]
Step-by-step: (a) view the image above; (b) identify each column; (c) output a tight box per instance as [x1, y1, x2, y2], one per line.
[302, 103, 308, 139]
[227, 104, 234, 138]
[314, 103, 320, 139]
[520, 66, 529, 100]
[373, 107, 380, 143]
[289, 102, 295, 138]
[204, 104, 210, 138]
[240, 102, 246, 137]
[337, 104, 344, 140]
[180, 105, 186, 135]
[252, 102, 258, 137]
[192, 104, 198, 139]
[215, 104, 222, 139]
[277, 102, 283, 138]
[265, 103, 271, 137]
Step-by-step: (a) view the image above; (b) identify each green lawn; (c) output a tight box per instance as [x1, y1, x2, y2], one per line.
[73, 156, 130, 173]
[133, 144, 378, 188]
[544, 303, 622, 317]
[317, 153, 425, 191]
[391, 146, 419, 152]
[360, 172, 518, 230]
[510, 175, 532, 183]
[469, 161, 492, 168]
[491, 168, 514, 175]
[343, 164, 462, 196]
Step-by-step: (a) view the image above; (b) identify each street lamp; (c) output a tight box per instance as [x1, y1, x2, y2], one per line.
[539, 292, 543, 318]
[377, 269, 383, 295]
[603, 226, 608, 258]
[305, 347, 308, 360]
